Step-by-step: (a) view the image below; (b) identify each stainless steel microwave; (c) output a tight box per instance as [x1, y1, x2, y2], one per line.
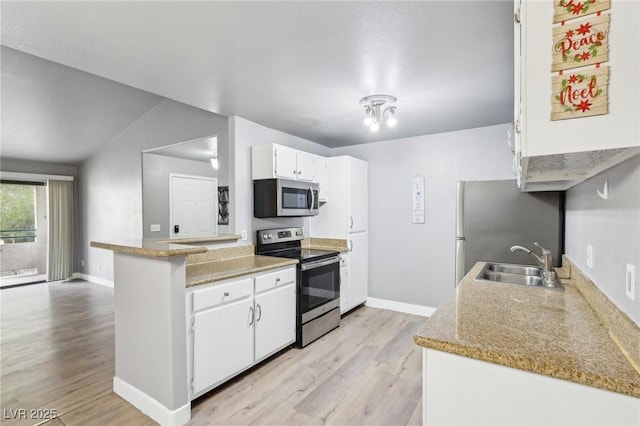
[254, 179, 319, 217]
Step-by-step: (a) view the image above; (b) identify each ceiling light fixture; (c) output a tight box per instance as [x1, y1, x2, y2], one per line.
[359, 94, 397, 132]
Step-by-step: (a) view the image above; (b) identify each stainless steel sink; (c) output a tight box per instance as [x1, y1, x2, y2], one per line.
[476, 262, 563, 290]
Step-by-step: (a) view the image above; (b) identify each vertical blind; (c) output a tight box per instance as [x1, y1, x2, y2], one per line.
[48, 180, 73, 281]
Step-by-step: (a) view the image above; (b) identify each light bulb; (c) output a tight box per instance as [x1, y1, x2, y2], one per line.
[387, 116, 397, 127]
[210, 158, 219, 169]
[370, 122, 379, 132]
[364, 116, 373, 126]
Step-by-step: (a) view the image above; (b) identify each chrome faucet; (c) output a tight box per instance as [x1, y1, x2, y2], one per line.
[510, 242, 557, 284]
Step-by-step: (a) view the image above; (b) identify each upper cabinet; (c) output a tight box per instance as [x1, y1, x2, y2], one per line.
[310, 156, 367, 238]
[514, 0, 640, 191]
[252, 143, 317, 182]
[315, 155, 329, 202]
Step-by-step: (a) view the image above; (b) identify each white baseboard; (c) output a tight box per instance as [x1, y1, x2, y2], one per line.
[71, 272, 114, 288]
[366, 297, 436, 317]
[113, 377, 191, 426]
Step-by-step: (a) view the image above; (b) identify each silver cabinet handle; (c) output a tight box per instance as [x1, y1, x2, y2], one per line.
[249, 306, 254, 326]
[256, 304, 262, 322]
[349, 216, 354, 229]
[349, 240, 353, 252]
[275, 277, 281, 283]
[224, 291, 229, 296]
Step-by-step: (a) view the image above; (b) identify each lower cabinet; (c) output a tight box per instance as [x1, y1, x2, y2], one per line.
[423, 348, 640, 425]
[347, 233, 368, 310]
[192, 295, 254, 396]
[254, 281, 296, 363]
[187, 266, 296, 399]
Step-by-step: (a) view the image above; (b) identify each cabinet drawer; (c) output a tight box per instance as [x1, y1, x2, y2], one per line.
[255, 267, 296, 294]
[192, 278, 253, 312]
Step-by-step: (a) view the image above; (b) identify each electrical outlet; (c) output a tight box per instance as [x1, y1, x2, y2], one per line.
[81, 259, 85, 267]
[241, 230, 248, 241]
[586, 244, 594, 268]
[626, 264, 636, 301]
[150, 224, 161, 232]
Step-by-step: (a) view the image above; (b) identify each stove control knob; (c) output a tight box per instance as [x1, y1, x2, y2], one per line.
[267, 234, 272, 240]
[296, 230, 303, 236]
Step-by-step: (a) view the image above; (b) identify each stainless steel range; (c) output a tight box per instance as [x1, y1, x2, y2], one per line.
[256, 227, 340, 347]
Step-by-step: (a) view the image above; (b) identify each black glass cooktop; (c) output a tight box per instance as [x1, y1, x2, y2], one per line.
[260, 248, 339, 262]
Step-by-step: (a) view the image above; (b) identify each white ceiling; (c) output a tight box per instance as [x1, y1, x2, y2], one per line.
[1, 46, 163, 164]
[1, 1, 514, 163]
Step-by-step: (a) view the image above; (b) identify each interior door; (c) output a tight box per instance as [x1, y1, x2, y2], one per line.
[170, 174, 217, 238]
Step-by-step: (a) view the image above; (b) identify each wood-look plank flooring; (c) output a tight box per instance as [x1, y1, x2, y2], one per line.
[1, 280, 423, 425]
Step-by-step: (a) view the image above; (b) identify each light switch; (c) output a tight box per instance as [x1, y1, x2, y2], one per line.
[626, 264, 636, 301]
[586, 244, 594, 268]
[150, 224, 161, 232]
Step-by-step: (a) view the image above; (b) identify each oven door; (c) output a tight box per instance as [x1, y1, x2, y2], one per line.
[299, 256, 340, 323]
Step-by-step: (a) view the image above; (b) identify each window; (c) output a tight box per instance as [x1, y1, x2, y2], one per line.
[0, 183, 38, 244]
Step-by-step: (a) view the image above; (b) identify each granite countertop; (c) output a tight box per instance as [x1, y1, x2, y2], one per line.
[414, 261, 640, 398]
[186, 255, 298, 287]
[152, 234, 241, 244]
[90, 239, 207, 257]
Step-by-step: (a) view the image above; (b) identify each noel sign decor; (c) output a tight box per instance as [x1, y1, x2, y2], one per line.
[550, 0, 611, 121]
[551, 67, 608, 120]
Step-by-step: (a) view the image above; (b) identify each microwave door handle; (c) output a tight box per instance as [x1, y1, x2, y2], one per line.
[309, 186, 315, 210]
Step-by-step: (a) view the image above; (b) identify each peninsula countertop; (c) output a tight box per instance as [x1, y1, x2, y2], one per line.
[90, 239, 207, 257]
[414, 261, 640, 398]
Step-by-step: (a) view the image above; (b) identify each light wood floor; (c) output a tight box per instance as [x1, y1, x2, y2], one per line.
[1, 280, 424, 425]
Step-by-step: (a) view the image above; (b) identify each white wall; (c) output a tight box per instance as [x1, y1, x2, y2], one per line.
[565, 155, 640, 325]
[141, 153, 218, 239]
[331, 124, 514, 309]
[229, 116, 331, 243]
[78, 99, 228, 282]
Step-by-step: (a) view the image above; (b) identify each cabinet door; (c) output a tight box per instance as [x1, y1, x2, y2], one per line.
[316, 156, 329, 202]
[296, 151, 317, 182]
[348, 159, 367, 233]
[192, 298, 254, 396]
[348, 233, 368, 308]
[274, 145, 298, 180]
[254, 283, 296, 362]
[339, 255, 349, 314]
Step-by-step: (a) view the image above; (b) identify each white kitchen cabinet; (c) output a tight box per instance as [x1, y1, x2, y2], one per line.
[515, 0, 640, 191]
[254, 282, 296, 362]
[187, 266, 296, 399]
[310, 156, 368, 239]
[191, 297, 254, 396]
[311, 155, 367, 314]
[347, 233, 368, 309]
[316, 155, 329, 202]
[339, 254, 349, 314]
[252, 143, 317, 182]
[423, 348, 640, 425]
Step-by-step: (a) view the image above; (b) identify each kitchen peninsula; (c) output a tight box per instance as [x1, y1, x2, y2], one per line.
[90, 239, 297, 425]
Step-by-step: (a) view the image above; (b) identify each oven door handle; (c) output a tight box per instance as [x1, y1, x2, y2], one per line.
[301, 256, 340, 271]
